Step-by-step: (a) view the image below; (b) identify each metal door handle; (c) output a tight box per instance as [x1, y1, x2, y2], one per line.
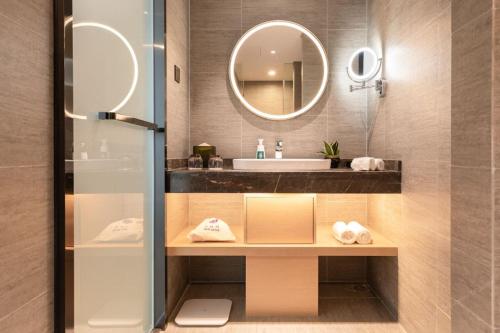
[97, 112, 163, 132]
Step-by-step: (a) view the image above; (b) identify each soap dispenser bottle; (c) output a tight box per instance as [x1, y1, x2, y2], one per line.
[256, 138, 265, 159]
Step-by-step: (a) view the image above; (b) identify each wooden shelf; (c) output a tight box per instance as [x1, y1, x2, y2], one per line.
[166, 224, 397, 257]
[65, 242, 144, 252]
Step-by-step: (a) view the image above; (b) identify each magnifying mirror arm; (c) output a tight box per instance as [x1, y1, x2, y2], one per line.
[346, 59, 386, 97]
[349, 81, 375, 91]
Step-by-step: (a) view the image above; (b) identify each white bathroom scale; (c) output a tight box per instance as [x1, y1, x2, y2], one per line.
[175, 299, 232, 327]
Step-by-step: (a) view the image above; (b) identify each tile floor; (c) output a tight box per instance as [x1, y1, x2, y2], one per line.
[163, 283, 406, 333]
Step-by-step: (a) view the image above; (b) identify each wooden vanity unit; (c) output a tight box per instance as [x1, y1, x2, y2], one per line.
[166, 162, 400, 317]
[166, 192, 398, 317]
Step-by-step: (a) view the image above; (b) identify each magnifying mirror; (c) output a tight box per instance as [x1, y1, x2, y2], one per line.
[347, 47, 380, 83]
[346, 47, 386, 97]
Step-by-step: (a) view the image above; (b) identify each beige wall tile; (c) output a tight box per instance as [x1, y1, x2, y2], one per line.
[451, 11, 492, 168]
[167, 0, 190, 159]
[190, 29, 241, 74]
[436, 233, 451, 316]
[451, 167, 492, 267]
[0, 13, 53, 168]
[435, 308, 451, 333]
[449, 3, 499, 332]
[0, 292, 53, 332]
[328, 0, 367, 30]
[0, 1, 52, 43]
[188, 193, 243, 225]
[452, 0, 492, 32]
[327, 79, 367, 158]
[328, 29, 367, 74]
[367, 1, 452, 332]
[190, 72, 243, 158]
[367, 193, 400, 241]
[495, 170, 500, 325]
[494, 8, 500, 169]
[190, 0, 242, 30]
[452, 231, 492, 325]
[0, 160, 52, 320]
[242, 0, 328, 34]
[0, 1, 53, 327]
[324, 201, 367, 225]
[452, 300, 492, 333]
[398, 285, 436, 333]
[313, 194, 368, 224]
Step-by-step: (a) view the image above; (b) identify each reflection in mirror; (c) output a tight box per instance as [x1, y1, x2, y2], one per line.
[229, 21, 328, 120]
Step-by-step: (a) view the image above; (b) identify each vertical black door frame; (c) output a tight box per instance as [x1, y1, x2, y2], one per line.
[53, 0, 166, 331]
[153, 0, 166, 329]
[53, 0, 65, 331]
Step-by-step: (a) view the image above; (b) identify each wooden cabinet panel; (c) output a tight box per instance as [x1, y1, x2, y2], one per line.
[245, 194, 315, 244]
[246, 256, 318, 316]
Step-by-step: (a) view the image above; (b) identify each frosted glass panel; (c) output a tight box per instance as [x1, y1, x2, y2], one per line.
[70, 0, 155, 332]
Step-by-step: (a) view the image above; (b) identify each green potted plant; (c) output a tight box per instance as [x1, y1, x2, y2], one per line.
[319, 141, 341, 168]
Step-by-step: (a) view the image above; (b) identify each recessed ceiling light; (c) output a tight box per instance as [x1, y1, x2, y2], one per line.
[270, 50, 276, 54]
[268, 70, 276, 76]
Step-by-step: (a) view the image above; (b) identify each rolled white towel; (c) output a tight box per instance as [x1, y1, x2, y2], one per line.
[348, 221, 372, 244]
[374, 158, 385, 171]
[351, 157, 376, 171]
[332, 221, 356, 244]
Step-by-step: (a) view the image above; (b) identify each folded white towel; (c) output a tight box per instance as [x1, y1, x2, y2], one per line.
[348, 221, 372, 244]
[351, 157, 376, 171]
[187, 217, 236, 242]
[374, 158, 385, 171]
[351, 157, 385, 171]
[332, 221, 356, 244]
[94, 217, 143, 243]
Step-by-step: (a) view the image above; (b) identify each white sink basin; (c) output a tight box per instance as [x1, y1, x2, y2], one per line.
[233, 158, 331, 171]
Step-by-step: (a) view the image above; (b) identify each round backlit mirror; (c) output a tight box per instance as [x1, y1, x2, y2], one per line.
[347, 47, 381, 83]
[229, 21, 328, 121]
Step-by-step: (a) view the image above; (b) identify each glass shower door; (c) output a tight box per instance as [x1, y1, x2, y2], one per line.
[60, 0, 165, 332]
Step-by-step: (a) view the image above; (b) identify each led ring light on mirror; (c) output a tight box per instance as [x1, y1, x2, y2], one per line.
[346, 47, 386, 97]
[229, 21, 329, 121]
[347, 47, 380, 83]
[63, 18, 139, 120]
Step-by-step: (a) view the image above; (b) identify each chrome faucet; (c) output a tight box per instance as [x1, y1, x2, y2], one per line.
[275, 138, 283, 159]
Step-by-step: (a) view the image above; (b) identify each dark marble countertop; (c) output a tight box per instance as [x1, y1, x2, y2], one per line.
[166, 162, 401, 194]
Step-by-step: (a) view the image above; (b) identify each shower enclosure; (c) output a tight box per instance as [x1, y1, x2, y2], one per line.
[54, 0, 165, 332]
